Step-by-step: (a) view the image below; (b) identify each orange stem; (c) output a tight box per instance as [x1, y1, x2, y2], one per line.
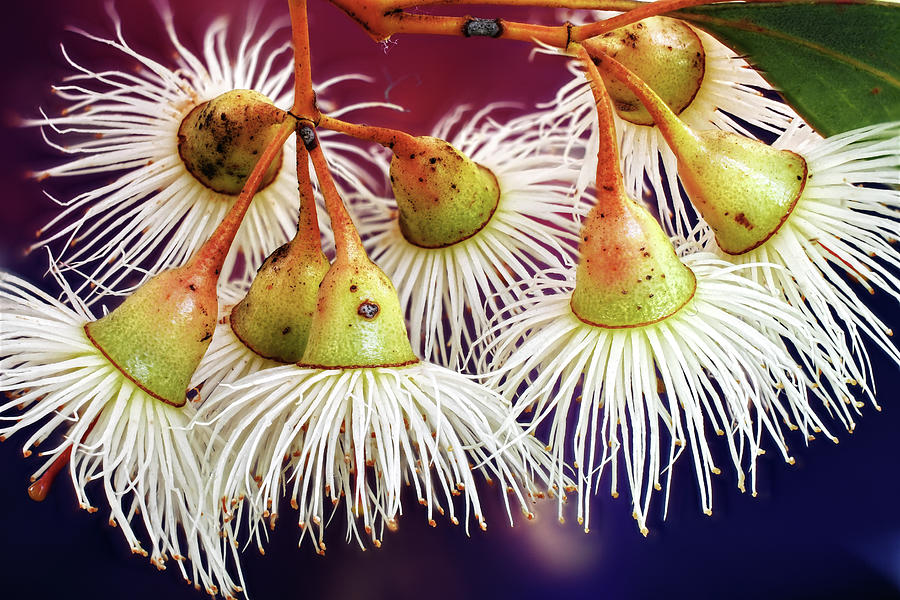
[28, 415, 99, 502]
[289, 0, 319, 120]
[303, 124, 366, 262]
[187, 119, 296, 277]
[336, 0, 809, 48]
[28, 445, 72, 502]
[318, 114, 419, 155]
[295, 134, 323, 247]
[384, 0, 642, 9]
[382, 12, 570, 46]
[574, 45, 625, 196]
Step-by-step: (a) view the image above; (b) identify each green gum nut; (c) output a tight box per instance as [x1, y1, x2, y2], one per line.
[299, 255, 419, 368]
[389, 136, 500, 248]
[84, 265, 219, 407]
[230, 237, 330, 363]
[676, 130, 808, 255]
[177, 89, 287, 195]
[582, 17, 705, 126]
[571, 189, 696, 328]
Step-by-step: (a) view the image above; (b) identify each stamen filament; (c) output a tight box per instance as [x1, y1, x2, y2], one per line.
[27, 445, 72, 502]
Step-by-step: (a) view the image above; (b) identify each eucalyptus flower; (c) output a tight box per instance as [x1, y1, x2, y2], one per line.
[353, 106, 581, 368]
[708, 121, 900, 426]
[483, 229, 834, 534]
[0, 270, 241, 598]
[26, 5, 386, 303]
[196, 212, 559, 552]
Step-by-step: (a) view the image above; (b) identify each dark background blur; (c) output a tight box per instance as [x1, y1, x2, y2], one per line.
[1, 2, 899, 599]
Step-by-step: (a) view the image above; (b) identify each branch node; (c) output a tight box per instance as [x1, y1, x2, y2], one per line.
[462, 18, 503, 38]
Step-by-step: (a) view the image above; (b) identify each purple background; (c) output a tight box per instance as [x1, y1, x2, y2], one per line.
[1, 2, 899, 599]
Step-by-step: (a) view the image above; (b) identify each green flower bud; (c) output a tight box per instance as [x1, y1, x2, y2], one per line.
[178, 89, 287, 195]
[571, 188, 696, 328]
[84, 263, 218, 406]
[389, 136, 500, 248]
[299, 254, 418, 368]
[675, 131, 807, 255]
[230, 236, 330, 363]
[583, 17, 705, 126]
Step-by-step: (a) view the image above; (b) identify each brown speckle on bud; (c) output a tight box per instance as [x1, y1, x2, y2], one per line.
[357, 301, 380, 319]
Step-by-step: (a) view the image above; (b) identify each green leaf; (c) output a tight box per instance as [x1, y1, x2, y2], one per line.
[672, 1, 900, 136]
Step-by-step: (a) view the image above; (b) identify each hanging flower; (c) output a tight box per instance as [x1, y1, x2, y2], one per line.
[194, 204, 561, 551]
[25, 4, 387, 304]
[489, 40, 868, 537]
[570, 42, 888, 435]
[709, 121, 900, 426]
[540, 14, 796, 238]
[483, 247, 837, 534]
[0, 271, 241, 598]
[352, 106, 582, 368]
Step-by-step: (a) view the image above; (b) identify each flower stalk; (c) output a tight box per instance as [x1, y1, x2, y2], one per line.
[289, 0, 319, 121]
[192, 119, 297, 277]
[307, 124, 368, 261]
[327, 0, 792, 48]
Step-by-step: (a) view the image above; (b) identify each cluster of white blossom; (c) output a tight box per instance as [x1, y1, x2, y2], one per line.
[1, 3, 897, 597]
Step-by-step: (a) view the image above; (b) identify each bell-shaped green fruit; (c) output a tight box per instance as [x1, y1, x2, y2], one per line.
[585, 47, 807, 256]
[583, 17, 705, 126]
[84, 264, 218, 407]
[571, 189, 696, 328]
[299, 254, 419, 368]
[230, 237, 330, 363]
[178, 89, 287, 195]
[389, 136, 500, 248]
[675, 130, 807, 255]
